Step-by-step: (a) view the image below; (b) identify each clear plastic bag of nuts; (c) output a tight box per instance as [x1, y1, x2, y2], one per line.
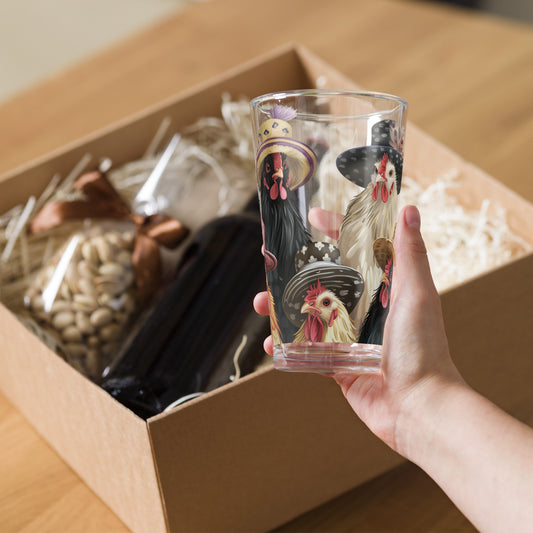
[24, 221, 139, 378]
[23, 138, 189, 380]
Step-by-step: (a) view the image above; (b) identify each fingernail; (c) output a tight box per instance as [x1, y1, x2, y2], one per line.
[405, 205, 421, 230]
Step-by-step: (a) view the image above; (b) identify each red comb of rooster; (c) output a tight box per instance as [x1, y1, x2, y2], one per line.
[304, 279, 325, 306]
[378, 153, 389, 176]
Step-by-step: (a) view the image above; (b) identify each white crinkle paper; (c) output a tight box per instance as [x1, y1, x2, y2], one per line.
[400, 170, 531, 292]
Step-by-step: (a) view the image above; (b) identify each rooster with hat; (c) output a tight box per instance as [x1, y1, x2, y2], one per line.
[256, 104, 318, 340]
[282, 241, 364, 344]
[335, 120, 404, 333]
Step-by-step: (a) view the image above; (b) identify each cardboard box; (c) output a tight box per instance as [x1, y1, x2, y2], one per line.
[1, 43, 533, 533]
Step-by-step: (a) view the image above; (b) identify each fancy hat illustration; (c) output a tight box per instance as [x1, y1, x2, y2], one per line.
[282, 241, 364, 327]
[336, 119, 404, 193]
[371, 119, 404, 153]
[256, 104, 318, 190]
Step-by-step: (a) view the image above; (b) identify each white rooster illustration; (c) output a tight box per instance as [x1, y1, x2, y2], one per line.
[336, 122, 404, 333]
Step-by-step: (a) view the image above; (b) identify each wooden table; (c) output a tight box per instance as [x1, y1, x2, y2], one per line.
[1, 0, 532, 531]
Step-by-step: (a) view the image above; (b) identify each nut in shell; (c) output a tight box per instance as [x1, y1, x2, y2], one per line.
[93, 235, 114, 263]
[62, 325, 83, 343]
[25, 223, 142, 380]
[77, 259, 96, 279]
[90, 307, 113, 328]
[73, 293, 98, 312]
[29, 294, 45, 311]
[99, 262, 126, 278]
[77, 277, 97, 297]
[50, 299, 71, 314]
[52, 311, 75, 330]
[64, 263, 78, 287]
[99, 323, 122, 342]
[96, 280, 128, 298]
[59, 282, 72, 301]
[75, 311, 95, 335]
[81, 240, 99, 266]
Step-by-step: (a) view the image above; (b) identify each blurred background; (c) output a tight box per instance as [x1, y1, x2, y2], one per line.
[0, 0, 531, 105]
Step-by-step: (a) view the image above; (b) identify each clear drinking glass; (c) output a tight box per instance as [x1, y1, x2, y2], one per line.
[250, 90, 408, 374]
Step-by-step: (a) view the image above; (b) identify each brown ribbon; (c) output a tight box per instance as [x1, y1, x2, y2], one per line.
[30, 171, 189, 305]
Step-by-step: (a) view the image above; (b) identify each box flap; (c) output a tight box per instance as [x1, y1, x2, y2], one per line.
[441, 253, 533, 417]
[147, 367, 402, 532]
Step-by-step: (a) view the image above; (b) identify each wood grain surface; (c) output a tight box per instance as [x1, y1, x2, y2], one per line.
[1, 0, 532, 531]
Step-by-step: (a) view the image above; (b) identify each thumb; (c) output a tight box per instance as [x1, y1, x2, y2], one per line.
[392, 205, 438, 303]
[385, 206, 459, 387]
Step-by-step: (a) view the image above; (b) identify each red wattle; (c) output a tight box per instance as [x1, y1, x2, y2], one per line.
[304, 314, 324, 342]
[280, 183, 287, 200]
[381, 183, 389, 203]
[270, 181, 279, 200]
[380, 285, 389, 308]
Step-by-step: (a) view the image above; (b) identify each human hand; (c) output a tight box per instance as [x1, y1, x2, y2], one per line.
[253, 205, 464, 455]
[257, 206, 533, 532]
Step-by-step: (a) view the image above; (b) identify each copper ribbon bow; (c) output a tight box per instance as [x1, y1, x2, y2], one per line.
[30, 171, 189, 305]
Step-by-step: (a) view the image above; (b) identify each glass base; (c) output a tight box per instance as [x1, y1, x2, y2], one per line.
[273, 342, 382, 375]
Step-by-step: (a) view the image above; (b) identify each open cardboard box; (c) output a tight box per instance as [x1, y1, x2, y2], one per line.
[1, 44, 533, 533]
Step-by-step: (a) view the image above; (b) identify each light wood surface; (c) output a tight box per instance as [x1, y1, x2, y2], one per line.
[1, 0, 532, 531]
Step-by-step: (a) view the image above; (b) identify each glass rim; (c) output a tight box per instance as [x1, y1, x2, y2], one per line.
[250, 89, 408, 120]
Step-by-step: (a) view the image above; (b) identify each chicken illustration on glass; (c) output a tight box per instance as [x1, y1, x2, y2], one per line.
[251, 91, 407, 374]
[358, 238, 394, 345]
[255, 104, 318, 340]
[282, 242, 364, 345]
[336, 120, 404, 328]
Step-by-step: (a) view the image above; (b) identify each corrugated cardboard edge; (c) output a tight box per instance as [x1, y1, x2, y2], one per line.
[0, 305, 167, 533]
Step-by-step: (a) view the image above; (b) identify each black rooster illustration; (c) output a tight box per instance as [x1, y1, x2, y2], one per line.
[256, 105, 318, 340]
